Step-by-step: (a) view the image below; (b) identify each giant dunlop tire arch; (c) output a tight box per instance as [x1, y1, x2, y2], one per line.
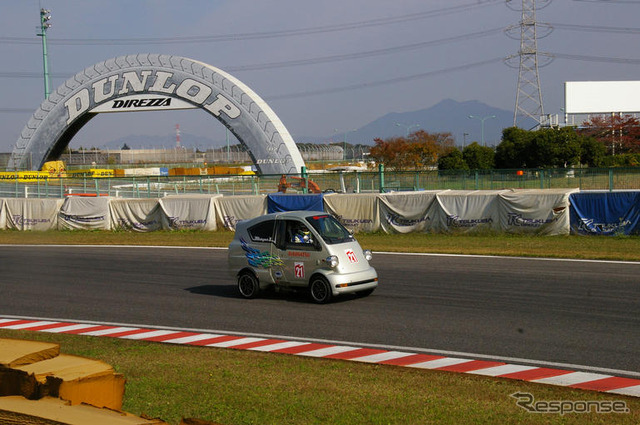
[9, 54, 305, 175]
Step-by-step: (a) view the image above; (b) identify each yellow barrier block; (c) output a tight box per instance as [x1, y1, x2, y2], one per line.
[0, 396, 169, 425]
[16, 353, 125, 410]
[41, 161, 67, 178]
[0, 339, 59, 368]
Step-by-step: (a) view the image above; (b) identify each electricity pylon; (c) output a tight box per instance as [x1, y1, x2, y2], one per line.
[505, 0, 553, 128]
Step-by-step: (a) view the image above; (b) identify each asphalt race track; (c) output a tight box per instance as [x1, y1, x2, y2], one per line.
[0, 245, 638, 377]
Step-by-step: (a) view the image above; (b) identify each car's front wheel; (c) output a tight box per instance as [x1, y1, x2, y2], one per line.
[238, 271, 260, 299]
[309, 275, 332, 304]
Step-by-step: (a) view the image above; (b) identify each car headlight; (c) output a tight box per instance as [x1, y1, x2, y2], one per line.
[364, 250, 373, 261]
[324, 255, 339, 268]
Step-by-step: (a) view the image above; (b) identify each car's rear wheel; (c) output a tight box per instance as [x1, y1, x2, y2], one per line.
[238, 271, 260, 299]
[309, 275, 332, 304]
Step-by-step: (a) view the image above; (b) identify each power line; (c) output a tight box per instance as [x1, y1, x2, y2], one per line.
[226, 28, 504, 72]
[571, 0, 640, 3]
[5, 49, 639, 113]
[266, 57, 504, 101]
[0, 57, 504, 114]
[0, 1, 502, 46]
[546, 52, 640, 64]
[0, 27, 505, 79]
[550, 22, 640, 34]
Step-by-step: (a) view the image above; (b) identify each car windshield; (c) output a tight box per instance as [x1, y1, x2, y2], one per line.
[305, 214, 354, 244]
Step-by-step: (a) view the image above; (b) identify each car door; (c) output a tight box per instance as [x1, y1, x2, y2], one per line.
[271, 218, 322, 287]
[244, 218, 279, 284]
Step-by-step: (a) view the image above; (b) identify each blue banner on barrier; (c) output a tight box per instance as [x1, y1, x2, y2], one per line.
[569, 192, 640, 235]
[267, 193, 324, 213]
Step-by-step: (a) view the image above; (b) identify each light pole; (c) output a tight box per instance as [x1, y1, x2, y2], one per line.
[468, 115, 496, 147]
[334, 129, 356, 161]
[37, 8, 52, 99]
[463, 132, 469, 148]
[394, 122, 420, 137]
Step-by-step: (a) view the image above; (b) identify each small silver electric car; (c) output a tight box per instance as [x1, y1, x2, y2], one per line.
[228, 211, 378, 303]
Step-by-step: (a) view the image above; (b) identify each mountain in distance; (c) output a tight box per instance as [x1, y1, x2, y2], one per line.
[98, 99, 536, 150]
[327, 99, 537, 148]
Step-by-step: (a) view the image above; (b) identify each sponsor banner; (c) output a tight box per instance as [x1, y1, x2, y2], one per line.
[429, 190, 503, 233]
[110, 198, 163, 232]
[213, 195, 267, 231]
[159, 194, 220, 231]
[59, 196, 111, 230]
[4, 198, 62, 231]
[570, 191, 640, 235]
[90, 94, 197, 113]
[67, 169, 115, 178]
[0, 198, 5, 229]
[497, 189, 578, 235]
[323, 193, 380, 233]
[66, 69, 240, 125]
[379, 191, 442, 234]
[0, 171, 49, 182]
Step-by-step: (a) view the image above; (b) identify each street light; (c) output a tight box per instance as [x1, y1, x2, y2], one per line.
[394, 122, 420, 137]
[468, 115, 496, 147]
[37, 8, 52, 99]
[333, 128, 356, 161]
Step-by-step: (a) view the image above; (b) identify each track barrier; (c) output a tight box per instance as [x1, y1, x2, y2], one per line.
[0, 190, 638, 235]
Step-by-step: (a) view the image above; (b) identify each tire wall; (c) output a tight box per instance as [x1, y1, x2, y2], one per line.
[9, 54, 305, 175]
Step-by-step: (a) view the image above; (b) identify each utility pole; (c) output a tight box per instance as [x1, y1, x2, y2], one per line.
[505, 0, 552, 128]
[37, 8, 52, 99]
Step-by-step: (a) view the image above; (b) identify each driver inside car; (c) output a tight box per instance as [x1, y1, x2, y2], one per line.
[292, 225, 312, 244]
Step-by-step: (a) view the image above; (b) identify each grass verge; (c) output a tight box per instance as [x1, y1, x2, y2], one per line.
[0, 229, 639, 261]
[1, 329, 638, 425]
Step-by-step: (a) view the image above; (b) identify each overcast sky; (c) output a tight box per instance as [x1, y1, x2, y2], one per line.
[1, 0, 639, 152]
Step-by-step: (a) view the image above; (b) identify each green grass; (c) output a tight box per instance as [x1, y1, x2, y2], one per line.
[1, 230, 639, 424]
[1, 229, 638, 261]
[1, 329, 639, 425]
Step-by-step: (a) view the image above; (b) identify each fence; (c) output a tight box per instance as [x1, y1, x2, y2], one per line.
[0, 167, 638, 199]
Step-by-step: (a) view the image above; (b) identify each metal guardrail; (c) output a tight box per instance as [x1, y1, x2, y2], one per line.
[0, 168, 638, 198]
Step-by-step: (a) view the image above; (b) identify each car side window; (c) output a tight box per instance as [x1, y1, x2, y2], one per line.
[283, 220, 319, 251]
[247, 220, 276, 244]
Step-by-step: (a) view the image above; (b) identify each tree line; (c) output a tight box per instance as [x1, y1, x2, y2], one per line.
[368, 114, 640, 170]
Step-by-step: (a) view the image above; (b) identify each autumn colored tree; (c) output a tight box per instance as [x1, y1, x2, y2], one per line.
[370, 130, 455, 170]
[578, 114, 640, 155]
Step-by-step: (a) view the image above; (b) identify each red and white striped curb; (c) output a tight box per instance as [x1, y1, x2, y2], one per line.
[1, 317, 639, 398]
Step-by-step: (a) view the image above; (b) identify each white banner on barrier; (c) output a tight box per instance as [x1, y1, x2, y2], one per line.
[429, 190, 505, 233]
[110, 198, 163, 232]
[0, 191, 579, 236]
[379, 191, 444, 234]
[214, 195, 267, 230]
[158, 195, 221, 231]
[0, 198, 5, 230]
[497, 189, 578, 235]
[323, 193, 381, 233]
[3, 198, 62, 231]
[59, 197, 111, 230]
